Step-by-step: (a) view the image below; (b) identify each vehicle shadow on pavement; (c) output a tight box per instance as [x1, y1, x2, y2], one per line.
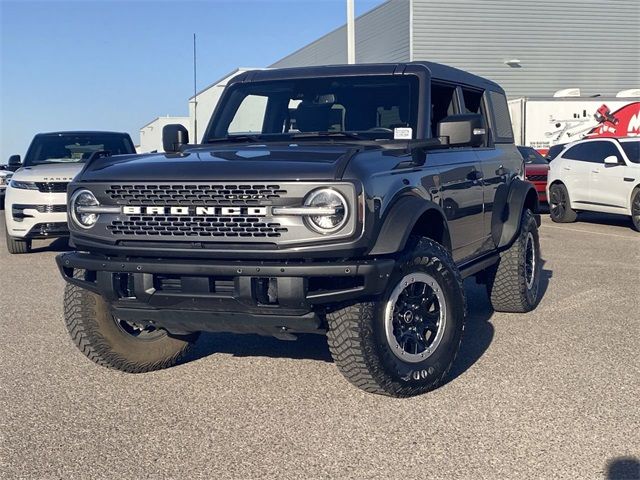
[29, 237, 72, 253]
[446, 261, 552, 384]
[189, 331, 334, 363]
[576, 212, 635, 230]
[187, 264, 554, 374]
[606, 456, 640, 480]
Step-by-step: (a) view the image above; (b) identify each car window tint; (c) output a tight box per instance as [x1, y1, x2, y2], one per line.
[462, 87, 487, 148]
[620, 141, 639, 163]
[518, 147, 548, 164]
[563, 141, 621, 163]
[431, 83, 458, 137]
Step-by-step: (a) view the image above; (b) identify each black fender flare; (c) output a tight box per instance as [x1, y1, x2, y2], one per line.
[494, 178, 540, 249]
[369, 195, 451, 255]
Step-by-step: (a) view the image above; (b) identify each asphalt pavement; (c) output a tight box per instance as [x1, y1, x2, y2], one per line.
[1, 212, 639, 479]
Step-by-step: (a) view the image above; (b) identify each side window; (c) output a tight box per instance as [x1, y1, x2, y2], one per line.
[228, 94, 268, 134]
[487, 91, 514, 143]
[431, 83, 458, 137]
[589, 141, 623, 163]
[564, 141, 621, 163]
[462, 87, 487, 147]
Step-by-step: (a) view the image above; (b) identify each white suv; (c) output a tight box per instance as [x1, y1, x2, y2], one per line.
[4, 131, 136, 253]
[547, 137, 640, 231]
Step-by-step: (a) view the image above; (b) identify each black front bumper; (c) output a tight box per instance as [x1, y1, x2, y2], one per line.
[56, 252, 395, 336]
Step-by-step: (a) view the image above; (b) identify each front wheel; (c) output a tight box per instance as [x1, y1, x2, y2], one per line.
[64, 277, 199, 372]
[326, 238, 465, 397]
[5, 228, 31, 254]
[549, 183, 577, 223]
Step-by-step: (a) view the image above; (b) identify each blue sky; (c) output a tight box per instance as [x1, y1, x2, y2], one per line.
[0, 0, 383, 159]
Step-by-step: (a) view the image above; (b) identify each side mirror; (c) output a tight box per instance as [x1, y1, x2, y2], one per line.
[604, 155, 620, 165]
[162, 124, 189, 153]
[437, 114, 485, 148]
[8, 154, 21, 168]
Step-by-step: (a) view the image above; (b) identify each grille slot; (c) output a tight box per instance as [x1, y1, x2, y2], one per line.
[13, 204, 67, 213]
[107, 215, 288, 238]
[35, 182, 69, 193]
[105, 184, 287, 205]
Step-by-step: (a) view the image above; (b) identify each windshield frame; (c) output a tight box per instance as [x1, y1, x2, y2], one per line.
[204, 70, 430, 143]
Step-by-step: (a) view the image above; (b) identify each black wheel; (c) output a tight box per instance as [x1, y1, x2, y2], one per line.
[486, 209, 541, 313]
[5, 228, 31, 254]
[631, 188, 640, 232]
[64, 274, 199, 372]
[326, 237, 465, 397]
[549, 183, 577, 223]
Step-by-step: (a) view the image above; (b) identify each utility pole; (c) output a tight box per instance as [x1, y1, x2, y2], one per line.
[193, 33, 198, 143]
[347, 0, 355, 64]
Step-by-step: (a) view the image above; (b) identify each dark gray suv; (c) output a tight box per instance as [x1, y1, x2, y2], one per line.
[57, 62, 541, 397]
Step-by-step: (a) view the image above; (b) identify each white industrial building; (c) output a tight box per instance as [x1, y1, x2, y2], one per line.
[140, 0, 639, 151]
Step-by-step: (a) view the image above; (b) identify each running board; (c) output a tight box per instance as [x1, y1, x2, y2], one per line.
[458, 253, 500, 279]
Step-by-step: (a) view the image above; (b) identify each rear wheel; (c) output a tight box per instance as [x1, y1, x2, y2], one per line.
[326, 238, 465, 397]
[5, 228, 31, 254]
[549, 183, 577, 223]
[64, 274, 199, 372]
[631, 188, 640, 232]
[486, 209, 541, 313]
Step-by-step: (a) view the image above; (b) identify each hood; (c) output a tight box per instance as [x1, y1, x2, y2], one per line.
[13, 162, 85, 182]
[78, 144, 359, 182]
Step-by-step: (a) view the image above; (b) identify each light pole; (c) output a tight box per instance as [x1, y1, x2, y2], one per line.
[347, 0, 355, 64]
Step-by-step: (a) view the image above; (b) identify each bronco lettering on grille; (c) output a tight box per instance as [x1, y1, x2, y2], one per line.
[121, 206, 268, 216]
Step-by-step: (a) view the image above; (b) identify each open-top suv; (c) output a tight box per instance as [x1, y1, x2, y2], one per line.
[547, 137, 640, 231]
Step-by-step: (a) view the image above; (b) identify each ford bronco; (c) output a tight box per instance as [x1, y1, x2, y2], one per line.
[56, 63, 541, 397]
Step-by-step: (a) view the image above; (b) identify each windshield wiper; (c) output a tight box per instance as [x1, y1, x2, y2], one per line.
[290, 131, 363, 140]
[205, 135, 263, 144]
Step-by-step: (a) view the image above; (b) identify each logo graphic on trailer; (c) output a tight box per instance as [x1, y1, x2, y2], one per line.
[545, 102, 640, 142]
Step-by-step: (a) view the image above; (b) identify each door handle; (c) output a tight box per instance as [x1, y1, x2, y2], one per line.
[591, 170, 599, 173]
[563, 167, 571, 171]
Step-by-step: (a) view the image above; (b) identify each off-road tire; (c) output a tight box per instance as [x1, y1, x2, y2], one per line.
[486, 209, 541, 313]
[630, 188, 640, 232]
[5, 228, 31, 254]
[64, 276, 199, 373]
[549, 183, 577, 223]
[326, 237, 466, 397]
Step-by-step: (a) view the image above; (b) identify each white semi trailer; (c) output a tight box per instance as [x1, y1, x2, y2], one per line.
[508, 92, 639, 153]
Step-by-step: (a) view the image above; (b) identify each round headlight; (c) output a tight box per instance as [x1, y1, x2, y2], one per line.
[304, 188, 348, 234]
[71, 189, 100, 228]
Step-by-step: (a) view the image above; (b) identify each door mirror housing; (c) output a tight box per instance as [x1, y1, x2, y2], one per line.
[162, 124, 189, 153]
[8, 154, 21, 168]
[604, 155, 620, 165]
[437, 114, 485, 148]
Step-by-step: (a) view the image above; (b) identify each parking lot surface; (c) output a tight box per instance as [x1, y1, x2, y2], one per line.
[1, 213, 639, 479]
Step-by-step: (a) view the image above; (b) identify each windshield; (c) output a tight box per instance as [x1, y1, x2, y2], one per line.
[620, 140, 639, 164]
[208, 75, 419, 142]
[24, 133, 135, 166]
[518, 146, 548, 165]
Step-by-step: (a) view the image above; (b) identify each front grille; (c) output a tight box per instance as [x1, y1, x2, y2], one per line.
[35, 182, 69, 193]
[527, 174, 547, 182]
[13, 204, 67, 213]
[105, 184, 287, 205]
[107, 215, 288, 238]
